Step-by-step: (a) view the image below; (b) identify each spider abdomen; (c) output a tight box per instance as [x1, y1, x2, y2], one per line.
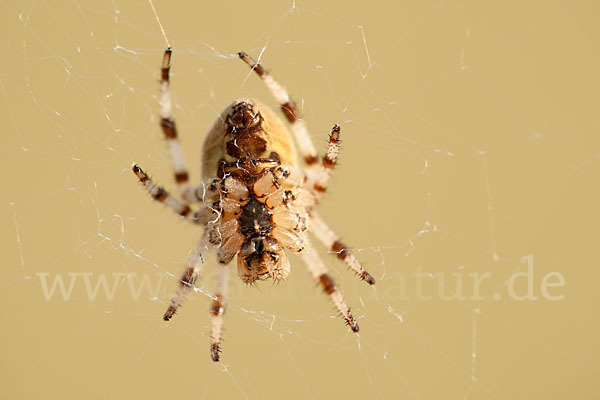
[201, 99, 298, 180]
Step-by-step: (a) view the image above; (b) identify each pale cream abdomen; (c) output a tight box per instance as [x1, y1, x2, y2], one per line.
[201, 99, 298, 180]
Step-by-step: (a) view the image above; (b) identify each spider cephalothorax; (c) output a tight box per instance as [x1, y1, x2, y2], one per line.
[209, 156, 308, 284]
[133, 48, 375, 362]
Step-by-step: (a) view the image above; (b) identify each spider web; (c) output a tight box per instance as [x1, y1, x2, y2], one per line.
[2, 0, 599, 399]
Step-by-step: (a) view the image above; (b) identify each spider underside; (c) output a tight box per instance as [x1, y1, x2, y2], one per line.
[132, 49, 375, 362]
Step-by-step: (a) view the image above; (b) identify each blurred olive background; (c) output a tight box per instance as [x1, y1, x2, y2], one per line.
[1, 0, 598, 399]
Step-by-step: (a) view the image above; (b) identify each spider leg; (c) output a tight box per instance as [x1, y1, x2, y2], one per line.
[299, 239, 360, 332]
[159, 48, 207, 203]
[309, 212, 375, 285]
[209, 264, 230, 362]
[132, 164, 215, 224]
[164, 232, 212, 321]
[238, 52, 319, 166]
[312, 124, 341, 197]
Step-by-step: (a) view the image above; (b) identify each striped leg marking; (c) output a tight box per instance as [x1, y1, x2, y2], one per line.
[299, 240, 359, 332]
[209, 264, 230, 362]
[309, 212, 375, 285]
[313, 124, 341, 195]
[132, 164, 214, 224]
[164, 233, 212, 321]
[159, 48, 196, 201]
[238, 51, 319, 166]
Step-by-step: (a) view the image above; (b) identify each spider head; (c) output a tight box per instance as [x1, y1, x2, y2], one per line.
[227, 101, 261, 130]
[237, 237, 290, 282]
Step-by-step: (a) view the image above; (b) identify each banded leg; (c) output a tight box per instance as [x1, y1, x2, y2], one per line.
[209, 264, 230, 362]
[159, 48, 198, 203]
[312, 124, 341, 196]
[238, 52, 319, 165]
[309, 212, 375, 285]
[299, 240, 359, 332]
[164, 232, 212, 321]
[132, 164, 214, 224]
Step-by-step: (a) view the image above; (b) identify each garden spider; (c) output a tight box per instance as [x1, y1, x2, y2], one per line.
[132, 48, 375, 362]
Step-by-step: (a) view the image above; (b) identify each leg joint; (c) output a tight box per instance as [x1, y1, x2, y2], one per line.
[318, 273, 336, 294]
[331, 240, 348, 260]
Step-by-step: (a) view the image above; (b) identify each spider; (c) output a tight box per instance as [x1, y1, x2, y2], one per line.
[132, 48, 375, 362]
